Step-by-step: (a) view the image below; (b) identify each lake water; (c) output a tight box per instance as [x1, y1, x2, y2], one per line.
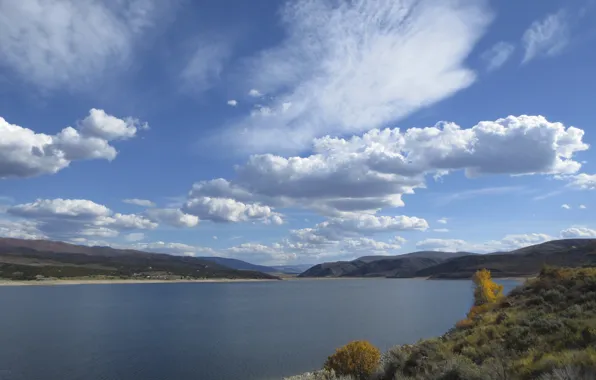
[0, 279, 519, 380]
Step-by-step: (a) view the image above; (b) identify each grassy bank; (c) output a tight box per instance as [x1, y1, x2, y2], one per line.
[286, 266, 596, 380]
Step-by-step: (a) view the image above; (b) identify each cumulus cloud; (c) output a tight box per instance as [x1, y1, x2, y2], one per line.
[580, 205, 587, 209]
[145, 208, 199, 228]
[218, 0, 491, 153]
[437, 218, 448, 224]
[481, 41, 515, 71]
[522, 11, 569, 63]
[560, 227, 596, 238]
[182, 187, 283, 224]
[123, 198, 156, 207]
[79, 109, 147, 140]
[561, 204, 571, 209]
[289, 215, 427, 246]
[194, 115, 588, 216]
[227, 100, 238, 106]
[0, 109, 146, 179]
[7, 198, 157, 240]
[0, 0, 172, 90]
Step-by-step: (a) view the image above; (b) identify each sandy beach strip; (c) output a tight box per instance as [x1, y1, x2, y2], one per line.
[0, 278, 280, 287]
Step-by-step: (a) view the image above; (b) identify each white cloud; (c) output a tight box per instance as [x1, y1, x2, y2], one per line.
[227, 100, 238, 106]
[79, 109, 147, 140]
[7, 198, 157, 240]
[0, 109, 146, 179]
[561, 204, 571, 209]
[98, 213, 157, 230]
[80, 226, 119, 238]
[416, 238, 468, 252]
[130, 241, 214, 257]
[248, 89, 262, 97]
[125, 232, 145, 242]
[481, 41, 515, 71]
[437, 218, 448, 224]
[565, 173, 596, 190]
[219, 0, 491, 153]
[145, 208, 199, 228]
[560, 227, 596, 238]
[183, 196, 282, 224]
[0, 0, 169, 90]
[393, 236, 407, 245]
[9, 199, 111, 219]
[123, 198, 156, 207]
[416, 233, 553, 253]
[212, 235, 218, 240]
[294, 214, 426, 240]
[522, 11, 569, 63]
[181, 37, 232, 93]
[0, 219, 45, 240]
[433, 228, 449, 233]
[579, 205, 587, 209]
[196, 115, 588, 216]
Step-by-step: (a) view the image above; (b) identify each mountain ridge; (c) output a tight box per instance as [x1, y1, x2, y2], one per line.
[0, 238, 280, 281]
[298, 239, 596, 278]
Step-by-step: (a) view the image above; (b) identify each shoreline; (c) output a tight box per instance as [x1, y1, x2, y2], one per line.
[0, 278, 280, 287]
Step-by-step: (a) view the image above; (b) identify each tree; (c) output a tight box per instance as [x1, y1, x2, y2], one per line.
[472, 269, 504, 307]
[456, 269, 504, 328]
[324, 340, 380, 380]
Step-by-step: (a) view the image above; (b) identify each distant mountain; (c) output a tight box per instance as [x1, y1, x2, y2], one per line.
[198, 258, 315, 274]
[199, 257, 278, 273]
[416, 239, 596, 279]
[0, 238, 280, 281]
[298, 240, 596, 279]
[299, 251, 474, 278]
[269, 264, 315, 274]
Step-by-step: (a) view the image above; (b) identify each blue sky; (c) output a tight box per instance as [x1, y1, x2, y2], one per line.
[1, 0, 595, 265]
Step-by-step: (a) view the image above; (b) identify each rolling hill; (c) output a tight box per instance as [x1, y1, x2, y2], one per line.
[0, 238, 280, 281]
[298, 251, 475, 278]
[198, 257, 315, 274]
[199, 256, 279, 273]
[416, 238, 596, 279]
[299, 239, 596, 279]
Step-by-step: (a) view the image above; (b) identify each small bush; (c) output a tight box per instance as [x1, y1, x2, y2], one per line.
[324, 341, 381, 380]
[437, 355, 486, 380]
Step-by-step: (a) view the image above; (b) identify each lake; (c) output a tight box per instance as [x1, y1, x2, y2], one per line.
[0, 279, 519, 380]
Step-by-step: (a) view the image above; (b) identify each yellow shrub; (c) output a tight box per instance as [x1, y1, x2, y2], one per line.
[324, 340, 381, 380]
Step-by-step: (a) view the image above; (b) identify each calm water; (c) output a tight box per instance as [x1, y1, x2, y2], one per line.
[0, 279, 518, 380]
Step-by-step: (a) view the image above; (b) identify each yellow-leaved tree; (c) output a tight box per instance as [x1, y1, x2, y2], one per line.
[324, 340, 381, 380]
[472, 269, 504, 306]
[456, 269, 504, 328]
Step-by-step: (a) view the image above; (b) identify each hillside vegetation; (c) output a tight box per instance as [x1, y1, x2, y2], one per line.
[0, 238, 279, 281]
[287, 266, 596, 380]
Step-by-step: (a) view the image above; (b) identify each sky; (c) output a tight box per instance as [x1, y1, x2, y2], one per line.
[1, 0, 595, 266]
